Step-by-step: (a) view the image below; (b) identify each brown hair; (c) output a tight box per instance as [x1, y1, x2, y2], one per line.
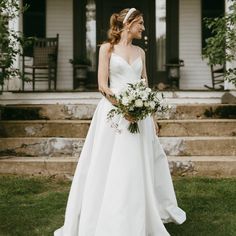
[107, 8, 142, 51]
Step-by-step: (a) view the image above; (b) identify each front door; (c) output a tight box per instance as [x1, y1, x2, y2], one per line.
[74, 0, 179, 90]
[81, 0, 156, 90]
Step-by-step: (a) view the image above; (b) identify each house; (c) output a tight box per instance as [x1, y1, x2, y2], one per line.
[0, 0, 235, 178]
[3, 0, 236, 92]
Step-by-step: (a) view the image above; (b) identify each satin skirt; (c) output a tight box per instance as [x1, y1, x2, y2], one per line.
[54, 97, 186, 236]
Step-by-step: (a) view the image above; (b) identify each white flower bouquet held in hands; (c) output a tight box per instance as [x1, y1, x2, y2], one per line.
[107, 79, 169, 134]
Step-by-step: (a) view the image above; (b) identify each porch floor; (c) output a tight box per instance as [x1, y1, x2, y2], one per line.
[1, 90, 234, 105]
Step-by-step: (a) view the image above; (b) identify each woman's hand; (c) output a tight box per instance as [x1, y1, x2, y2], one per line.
[99, 87, 118, 106]
[124, 113, 136, 123]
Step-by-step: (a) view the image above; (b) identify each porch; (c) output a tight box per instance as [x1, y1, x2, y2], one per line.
[3, 0, 234, 92]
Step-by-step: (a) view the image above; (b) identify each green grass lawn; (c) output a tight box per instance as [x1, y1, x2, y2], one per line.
[0, 175, 235, 236]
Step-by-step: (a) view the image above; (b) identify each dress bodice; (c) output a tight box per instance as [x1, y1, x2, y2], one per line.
[109, 53, 142, 91]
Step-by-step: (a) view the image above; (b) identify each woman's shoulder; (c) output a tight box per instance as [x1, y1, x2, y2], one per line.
[133, 46, 145, 61]
[133, 45, 145, 56]
[99, 42, 111, 53]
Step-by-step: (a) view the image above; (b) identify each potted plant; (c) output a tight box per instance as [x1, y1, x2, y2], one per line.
[69, 57, 91, 91]
[165, 58, 184, 89]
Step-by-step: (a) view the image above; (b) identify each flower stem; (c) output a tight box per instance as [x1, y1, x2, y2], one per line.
[128, 122, 140, 133]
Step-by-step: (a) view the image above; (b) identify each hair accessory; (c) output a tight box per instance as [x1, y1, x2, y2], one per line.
[123, 8, 136, 24]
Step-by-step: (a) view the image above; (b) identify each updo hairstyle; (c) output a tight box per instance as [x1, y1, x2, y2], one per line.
[107, 8, 142, 51]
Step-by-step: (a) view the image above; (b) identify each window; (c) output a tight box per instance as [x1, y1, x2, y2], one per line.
[156, 0, 166, 71]
[23, 0, 46, 38]
[86, 0, 96, 71]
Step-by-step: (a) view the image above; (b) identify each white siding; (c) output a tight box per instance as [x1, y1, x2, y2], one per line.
[47, 0, 73, 90]
[179, 0, 211, 89]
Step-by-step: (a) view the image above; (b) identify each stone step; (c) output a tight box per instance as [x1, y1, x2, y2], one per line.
[1, 119, 236, 138]
[0, 92, 102, 105]
[168, 156, 236, 177]
[163, 104, 236, 120]
[0, 91, 228, 105]
[0, 120, 90, 138]
[1, 104, 235, 120]
[0, 137, 235, 157]
[0, 157, 77, 177]
[0, 156, 235, 177]
[158, 119, 236, 137]
[0, 137, 84, 158]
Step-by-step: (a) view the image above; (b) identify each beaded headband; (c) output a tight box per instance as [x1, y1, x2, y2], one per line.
[123, 8, 136, 24]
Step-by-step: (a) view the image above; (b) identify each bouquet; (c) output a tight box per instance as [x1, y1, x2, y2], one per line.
[107, 79, 168, 134]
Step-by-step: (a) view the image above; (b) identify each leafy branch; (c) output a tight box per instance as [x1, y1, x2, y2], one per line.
[0, 0, 29, 88]
[202, 0, 236, 86]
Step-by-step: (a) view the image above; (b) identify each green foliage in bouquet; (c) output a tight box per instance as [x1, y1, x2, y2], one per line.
[107, 79, 169, 134]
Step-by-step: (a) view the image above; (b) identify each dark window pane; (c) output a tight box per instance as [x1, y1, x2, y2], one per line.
[23, 0, 46, 38]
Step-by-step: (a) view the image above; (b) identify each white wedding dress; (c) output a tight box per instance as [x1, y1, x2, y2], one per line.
[54, 53, 186, 236]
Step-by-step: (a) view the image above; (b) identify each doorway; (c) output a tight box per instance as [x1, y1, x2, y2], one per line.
[96, 0, 156, 86]
[74, 0, 179, 90]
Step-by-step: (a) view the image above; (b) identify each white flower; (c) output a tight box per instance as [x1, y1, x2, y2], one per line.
[129, 106, 134, 111]
[135, 99, 143, 107]
[128, 94, 135, 102]
[121, 97, 130, 106]
[140, 91, 149, 101]
[149, 101, 156, 109]
[144, 101, 149, 107]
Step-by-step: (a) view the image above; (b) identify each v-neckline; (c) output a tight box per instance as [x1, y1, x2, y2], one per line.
[111, 53, 141, 67]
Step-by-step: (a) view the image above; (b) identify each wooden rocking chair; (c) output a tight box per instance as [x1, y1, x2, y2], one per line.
[204, 64, 225, 90]
[22, 34, 59, 91]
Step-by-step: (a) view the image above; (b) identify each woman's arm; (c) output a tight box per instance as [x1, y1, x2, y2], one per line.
[98, 43, 117, 105]
[140, 47, 148, 86]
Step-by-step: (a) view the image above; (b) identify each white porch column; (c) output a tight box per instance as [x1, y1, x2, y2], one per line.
[224, 0, 236, 90]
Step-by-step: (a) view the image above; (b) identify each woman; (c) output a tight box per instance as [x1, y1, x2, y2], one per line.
[54, 8, 186, 236]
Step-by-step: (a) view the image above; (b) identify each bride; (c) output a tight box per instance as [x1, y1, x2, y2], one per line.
[54, 7, 186, 236]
